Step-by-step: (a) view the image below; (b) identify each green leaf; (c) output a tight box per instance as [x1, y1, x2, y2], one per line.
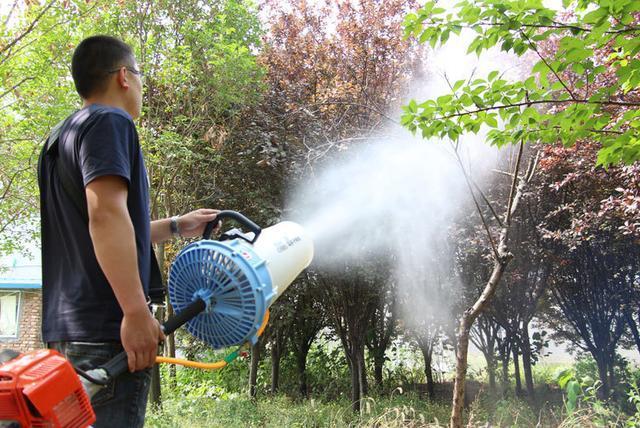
[400, 113, 414, 126]
[523, 76, 537, 91]
[583, 7, 608, 25]
[408, 99, 418, 113]
[567, 380, 582, 409]
[532, 59, 547, 75]
[399, 0, 640, 166]
[419, 30, 431, 44]
[485, 114, 498, 128]
[471, 95, 484, 107]
[437, 94, 453, 106]
[555, 368, 574, 389]
[452, 79, 466, 92]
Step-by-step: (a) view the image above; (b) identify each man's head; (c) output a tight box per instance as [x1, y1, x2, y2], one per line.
[72, 35, 143, 118]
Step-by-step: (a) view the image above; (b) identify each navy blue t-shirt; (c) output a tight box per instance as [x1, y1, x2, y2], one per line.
[40, 105, 151, 342]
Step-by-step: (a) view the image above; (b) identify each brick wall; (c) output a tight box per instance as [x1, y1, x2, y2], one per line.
[0, 290, 43, 353]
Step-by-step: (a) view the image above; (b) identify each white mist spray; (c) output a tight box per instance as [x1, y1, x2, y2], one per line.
[288, 134, 495, 324]
[286, 16, 520, 332]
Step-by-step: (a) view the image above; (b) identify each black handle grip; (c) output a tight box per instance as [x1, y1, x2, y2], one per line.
[162, 298, 206, 336]
[99, 352, 128, 379]
[202, 210, 262, 243]
[99, 298, 207, 379]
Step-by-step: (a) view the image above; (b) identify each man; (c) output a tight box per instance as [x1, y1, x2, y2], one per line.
[38, 35, 219, 427]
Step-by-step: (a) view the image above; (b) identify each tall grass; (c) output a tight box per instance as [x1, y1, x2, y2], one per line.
[146, 355, 639, 427]
[146, 392, 453, 427]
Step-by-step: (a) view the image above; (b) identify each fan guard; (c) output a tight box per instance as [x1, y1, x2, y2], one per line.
[168, 239, 273, 349]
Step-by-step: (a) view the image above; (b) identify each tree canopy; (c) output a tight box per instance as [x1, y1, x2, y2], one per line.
[402, 0, 640, 166]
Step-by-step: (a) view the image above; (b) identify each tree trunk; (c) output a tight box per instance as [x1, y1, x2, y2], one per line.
[595, 356, 610, 400]
[501, 355, 509, 393]
[485, 353, 496, 394]
[499, 339, 511, 396]
[373, 354, 384, 389]
[520, 324, 535, 398]
[165, 294, 176, 386]
[296, 348, 308, 397]
[606, 348, 616, 399]
[451, 325, 472, 428]
[249, 343, 260, 399]
[421, 346, 435, 400]
[150, 243, 165, 405]
[343, 340, 367, 413]
[426, 361, 435, 400]
[271, 344, 281, 394]
[450, 258, 510, 428]
[349, 356, 361, 412]
[150, 363, 162, 407]
[449, 139, 533, 428]
[358, 348, 368, 398]
[512, 346, 522, 396]
[625, 312, 640, 356]
[150, 305, 165, 407]
[608, 361, 616, 398]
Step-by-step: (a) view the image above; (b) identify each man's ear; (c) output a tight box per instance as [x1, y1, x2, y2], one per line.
[115, 66, 130, 90]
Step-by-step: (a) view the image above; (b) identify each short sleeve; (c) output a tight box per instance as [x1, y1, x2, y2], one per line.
[79, 112, 137, 187]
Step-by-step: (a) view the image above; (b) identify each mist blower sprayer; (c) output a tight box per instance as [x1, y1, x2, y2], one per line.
[0, 211, 314, 428]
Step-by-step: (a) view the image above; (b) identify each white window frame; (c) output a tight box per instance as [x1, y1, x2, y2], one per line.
[0, 290, 22, 340]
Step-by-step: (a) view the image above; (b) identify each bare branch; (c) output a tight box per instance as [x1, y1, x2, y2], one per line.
[3, 1, 19, 27]
[492, 169, 514, 178]
[443, 73, 504, 256]
[0, 0, 56, 58]
[308, 101, 399, 125]
[430, 98, 640, 121]
[520, 30, 576, 101]
[525, 150, 539, 183]
[423, 19, 640, 35]
[471, 180, 503, 228]
[0, 1, 101, 68]
[452, 142, 500, 260]
[0, 76, 34, 101]
[504, 141, 524, 228]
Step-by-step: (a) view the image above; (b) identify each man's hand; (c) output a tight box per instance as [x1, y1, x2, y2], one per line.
[177, 208, 221, 238]
[120, 307, 165, 372]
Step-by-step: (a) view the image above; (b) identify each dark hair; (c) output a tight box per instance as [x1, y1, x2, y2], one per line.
[71, 35, 134, 99]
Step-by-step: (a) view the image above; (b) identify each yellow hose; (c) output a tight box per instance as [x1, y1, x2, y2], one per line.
[256, 308, 270, 337]
[155, 356, 227, 369]
[155, 309, 270, 370]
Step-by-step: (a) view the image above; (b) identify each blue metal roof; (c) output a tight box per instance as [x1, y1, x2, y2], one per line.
[0, 282, 41, 289]
[0, 251, 41, 290]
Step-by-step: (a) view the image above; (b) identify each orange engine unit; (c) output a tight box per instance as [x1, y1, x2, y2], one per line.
[0, 349, 95, 428]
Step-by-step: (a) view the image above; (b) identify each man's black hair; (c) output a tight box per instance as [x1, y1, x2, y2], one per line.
[71, 35, 134, 99]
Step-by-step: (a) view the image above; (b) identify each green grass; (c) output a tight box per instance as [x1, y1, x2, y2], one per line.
[145, 361, 637, 427]
[146, 393, 453, 427]
[145, 390, 570, 427]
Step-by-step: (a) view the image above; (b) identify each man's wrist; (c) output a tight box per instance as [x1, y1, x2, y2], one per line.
[170, 215, 181, 237]
[121, 298, 150, 317]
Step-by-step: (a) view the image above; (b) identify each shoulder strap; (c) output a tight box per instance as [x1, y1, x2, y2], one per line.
[40, 109, 166, 305]
[38, 117, 73, 199]
[46, 115, 88, 220]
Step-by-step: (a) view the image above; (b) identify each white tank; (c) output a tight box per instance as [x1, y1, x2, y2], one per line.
[251, 221, 314, 302]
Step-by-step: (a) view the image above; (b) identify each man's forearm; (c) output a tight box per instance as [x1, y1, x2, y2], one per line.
[89, 208, 148, 315]
[151, 209, 219, 242]
[150, 218, 173, 244]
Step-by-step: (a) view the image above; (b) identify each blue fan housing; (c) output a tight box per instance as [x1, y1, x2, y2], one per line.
[168, 238, 275, 349]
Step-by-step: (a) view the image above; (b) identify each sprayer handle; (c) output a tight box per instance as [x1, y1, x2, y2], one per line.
[98, 298, 207, 380]
[202, 210, 262, 243]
